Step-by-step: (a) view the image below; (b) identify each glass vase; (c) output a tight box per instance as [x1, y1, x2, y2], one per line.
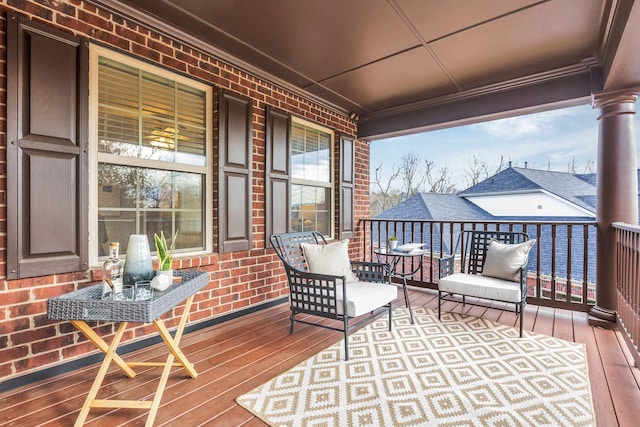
[123, 234, 154, 286]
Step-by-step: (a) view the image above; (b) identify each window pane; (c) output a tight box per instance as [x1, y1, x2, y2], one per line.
[291, 122, 331, 183]
[98, 56, 206, 167]
[290, 184, 330, 235]
[98, 163, 204, 255]
[97, 211, 136, 257]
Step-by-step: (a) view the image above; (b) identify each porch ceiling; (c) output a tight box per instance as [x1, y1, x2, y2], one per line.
[96, 0, 640, 140]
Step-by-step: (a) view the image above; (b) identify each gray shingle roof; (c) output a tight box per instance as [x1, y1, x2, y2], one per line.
[375, 193, 493, 221]
[459, 167, 596, 213]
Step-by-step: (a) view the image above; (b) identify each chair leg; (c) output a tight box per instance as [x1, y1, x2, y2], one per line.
[388, 303, 392, 331]
[438, 291, 441, 319]
[289, 312, 295, 335]
[519, 302, 524, 338]
[344, 316, 349, 361]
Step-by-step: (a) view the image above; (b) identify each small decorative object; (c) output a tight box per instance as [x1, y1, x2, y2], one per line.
[151, 230, 178, 291]
[102, 242, 123, 299]
[387, 235, 399, 251]
[123, 234, 154, 286]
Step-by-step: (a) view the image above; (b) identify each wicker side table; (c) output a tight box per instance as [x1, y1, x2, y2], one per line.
[47, 270, 209, 427]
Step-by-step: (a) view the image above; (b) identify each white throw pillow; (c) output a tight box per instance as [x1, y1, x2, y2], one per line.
[482, 239, 536, 282]
[300, 240, 359, 283]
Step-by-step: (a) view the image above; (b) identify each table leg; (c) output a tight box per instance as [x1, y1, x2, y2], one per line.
[74, 322, 129, 427]
[402, 278, 414, 324]
[71, 320, 136, 378]
[145, 294, 197, 427]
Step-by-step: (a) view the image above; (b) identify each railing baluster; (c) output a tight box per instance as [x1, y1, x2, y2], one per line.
[583, 224, 588, 304]
[607, 223, 640, 366]
[567, 225, 573, 303]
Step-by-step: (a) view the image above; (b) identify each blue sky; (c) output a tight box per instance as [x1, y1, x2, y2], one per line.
[370, 103, 640, 191]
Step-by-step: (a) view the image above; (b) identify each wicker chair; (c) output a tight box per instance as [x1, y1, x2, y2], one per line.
[270, 231, 397, 360]
[438, 230, 533, 337]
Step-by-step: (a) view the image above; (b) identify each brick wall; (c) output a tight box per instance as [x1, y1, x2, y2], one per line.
[0, 0, 367, 383]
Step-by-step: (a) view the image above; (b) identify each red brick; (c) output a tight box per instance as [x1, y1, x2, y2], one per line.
[11, 325, 57, 345]
[32, 334, 74, 354]
[115, 25, 145, 45]
[14, 351, 60, 372]
[0, 316, 30, 334]
[1, 288, 31, 304]
[78, 9, 112, 31]
[0, 362, 14, 378]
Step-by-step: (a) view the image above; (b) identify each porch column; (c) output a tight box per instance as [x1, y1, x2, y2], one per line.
[591, 87, 640, 325]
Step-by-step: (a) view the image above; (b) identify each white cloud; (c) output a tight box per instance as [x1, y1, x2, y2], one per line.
[371, 104, 640, 191]
[473, 108, 576, 140]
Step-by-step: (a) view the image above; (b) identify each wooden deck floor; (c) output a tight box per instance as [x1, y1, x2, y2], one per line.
[2, 287, 640, 426]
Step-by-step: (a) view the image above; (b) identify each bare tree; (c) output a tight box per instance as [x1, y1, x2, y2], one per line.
[371, 162, 401, 216]
[400, 152, 427, 199]
[493, 154, 507, 175]
[464, 155, 490, 187]
[582, 159, 596, 173]
[425, 160, 457, 193]
[463, 154, 508, 188]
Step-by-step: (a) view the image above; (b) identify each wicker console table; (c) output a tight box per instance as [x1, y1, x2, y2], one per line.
[47, 270, 209, 427]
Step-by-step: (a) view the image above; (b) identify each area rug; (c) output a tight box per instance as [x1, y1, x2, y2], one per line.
[236, 307, 595, 427]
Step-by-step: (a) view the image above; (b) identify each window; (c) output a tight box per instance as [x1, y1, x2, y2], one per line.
[89, 46, 212, 261]
[290, 119, 334, 236]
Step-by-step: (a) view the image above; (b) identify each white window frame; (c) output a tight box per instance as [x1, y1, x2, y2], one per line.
[290, 117, 335, 239]
[88, 45, 213, 264]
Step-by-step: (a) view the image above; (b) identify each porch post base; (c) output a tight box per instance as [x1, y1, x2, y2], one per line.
[588, 305, 617, 329]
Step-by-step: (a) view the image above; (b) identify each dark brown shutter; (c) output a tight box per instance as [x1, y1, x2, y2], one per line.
[265, 107, 291, 247]
[6, 13, 89, 279]
[339, 135, 355, 240]
[218, 89, 252, 252]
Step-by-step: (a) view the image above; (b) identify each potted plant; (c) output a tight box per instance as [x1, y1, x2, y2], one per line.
[151, 230, 178, 291]
[387, 235, 399, 251]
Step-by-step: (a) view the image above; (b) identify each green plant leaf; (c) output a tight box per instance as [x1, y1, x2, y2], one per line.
[154, 230, 178, 271]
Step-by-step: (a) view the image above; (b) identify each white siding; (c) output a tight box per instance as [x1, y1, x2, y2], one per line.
[465, 191, 594, 217]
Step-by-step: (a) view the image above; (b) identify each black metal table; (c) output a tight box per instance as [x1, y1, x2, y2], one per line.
[374, 247, 428, 324]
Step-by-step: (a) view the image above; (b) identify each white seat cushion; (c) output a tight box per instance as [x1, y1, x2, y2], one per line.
[336, 281, 397, 317]
[439, 273, 521, 303]
[290, 281, 397, 317]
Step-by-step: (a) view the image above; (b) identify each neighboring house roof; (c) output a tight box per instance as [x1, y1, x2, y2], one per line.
[575, 172, 597, 186]
[459, 167, 596, 213]
[373, 167, 639, 282]
[372, 167, 617, 283]
[375, 193, 493, 221]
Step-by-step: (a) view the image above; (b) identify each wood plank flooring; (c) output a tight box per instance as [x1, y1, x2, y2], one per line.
[2, 287, 640, 426]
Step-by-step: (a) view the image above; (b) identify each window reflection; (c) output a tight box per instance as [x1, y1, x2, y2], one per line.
[98, 164, 204, 256]
[291, 185, 331, 235]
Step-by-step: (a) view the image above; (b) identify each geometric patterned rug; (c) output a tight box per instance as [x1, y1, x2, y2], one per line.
[236, 307, 595, 427]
